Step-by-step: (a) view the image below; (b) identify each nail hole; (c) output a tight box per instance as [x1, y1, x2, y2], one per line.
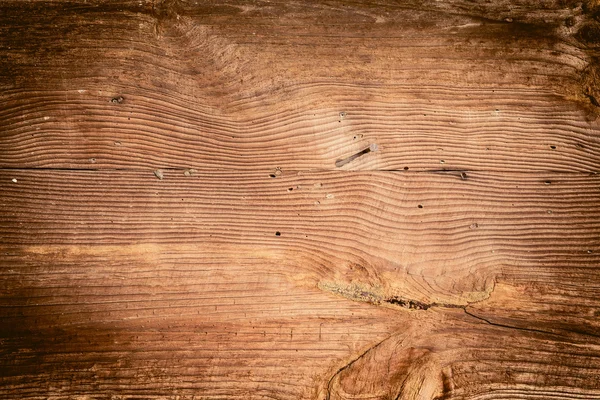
[544, 180, 551, 185]
[588, 250, 593, 254]
[460, 172, 468, 180]
[269, 174, 276, 178]
[275, 231, 281, 236]
[550, 145, 556, 150]
[404, 166, 409, 170]
[440, 160, 445, 164]
[418, 204, 423, 208]
[111, 96, 124, 104]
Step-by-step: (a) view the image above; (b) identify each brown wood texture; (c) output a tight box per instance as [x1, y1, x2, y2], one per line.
[1, 0, 600, 399]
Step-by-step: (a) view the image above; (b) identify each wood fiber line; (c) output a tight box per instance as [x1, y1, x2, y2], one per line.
[2, 0, 600, 399]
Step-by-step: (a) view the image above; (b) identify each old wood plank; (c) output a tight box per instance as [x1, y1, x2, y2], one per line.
[2, 0, 600, 399]
[1, 169, 598, 329]
[1, 242, 600, 399]
[1, 0, 599, 172]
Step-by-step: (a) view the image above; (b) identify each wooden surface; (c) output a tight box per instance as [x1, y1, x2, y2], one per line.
[1, 0, 600, 399]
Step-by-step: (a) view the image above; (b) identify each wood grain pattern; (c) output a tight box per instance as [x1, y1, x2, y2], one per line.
[1, 0, 599, 172]
[1, 0, 600, 399]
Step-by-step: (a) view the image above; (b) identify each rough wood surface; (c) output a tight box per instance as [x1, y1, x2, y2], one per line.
[1, 0, 600, 399]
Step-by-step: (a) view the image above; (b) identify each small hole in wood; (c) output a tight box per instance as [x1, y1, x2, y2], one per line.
[418, 204, 423, 208]
[550, 145, 556, 150]
[275, 231, 281, 236]
[565, 16, 575, 27]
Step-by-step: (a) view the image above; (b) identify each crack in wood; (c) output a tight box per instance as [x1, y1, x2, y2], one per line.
[427, 169, 469, 180]
[325, 332, 398, 400]
[335, 144, 378, 168]
[318, 279, 495, 311]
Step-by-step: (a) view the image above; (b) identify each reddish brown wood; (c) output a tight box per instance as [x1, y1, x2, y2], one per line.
[1, 0, 600, 399]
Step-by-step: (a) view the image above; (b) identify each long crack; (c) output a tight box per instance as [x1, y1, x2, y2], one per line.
[317, 279, 568, 339]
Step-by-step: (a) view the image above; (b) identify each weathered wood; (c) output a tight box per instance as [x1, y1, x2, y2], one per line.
[1, 0, 600, 399]
[2, 169, 600, 398]
[1, 0, 599, 172]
